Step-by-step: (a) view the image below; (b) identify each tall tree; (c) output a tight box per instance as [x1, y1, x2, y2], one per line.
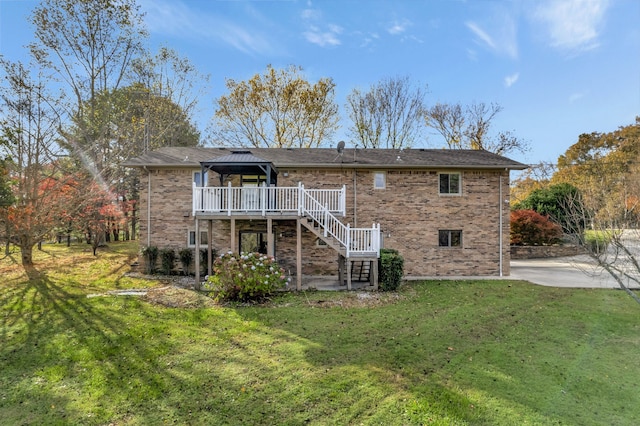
[0, 59, 75, 270]
[424, 101, 529, 155]
[29, 0, 147, 114]
[212, 65, 339, 148]
[345, 76, 427, 149]
[552, 118, 640, 224]
[29, 0, 147, 181]
[129, 46, 209, 144]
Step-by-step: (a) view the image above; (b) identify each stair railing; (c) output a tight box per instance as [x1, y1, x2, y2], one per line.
[298, 183, 380, 258]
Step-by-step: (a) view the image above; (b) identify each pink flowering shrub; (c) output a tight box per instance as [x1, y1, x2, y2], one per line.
[205, 252, 289, 302]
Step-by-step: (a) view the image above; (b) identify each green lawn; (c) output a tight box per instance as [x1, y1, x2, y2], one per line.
[1, 241, 638, 425]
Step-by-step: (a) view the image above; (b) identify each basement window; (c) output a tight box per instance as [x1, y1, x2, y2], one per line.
[188, 230, 208, 247]
[438, 230, 462, 247]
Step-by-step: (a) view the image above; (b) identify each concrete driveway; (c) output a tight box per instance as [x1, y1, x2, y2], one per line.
[510, 255, 639, 289]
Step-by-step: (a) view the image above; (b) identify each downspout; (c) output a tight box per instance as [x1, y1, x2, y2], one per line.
[499, 173, 503, 277]
[353, 169, 357, 227]
[144, 166, 151, 247]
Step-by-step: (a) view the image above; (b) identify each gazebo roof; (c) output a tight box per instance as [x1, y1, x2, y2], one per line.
[200, 150, 278, 184]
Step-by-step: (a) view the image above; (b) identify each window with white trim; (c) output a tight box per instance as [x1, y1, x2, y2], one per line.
[373, 172, 386, 189]
[193, 170, 208, 186]
[438, 230, 462, 247]
[439, 172, 461, 195]
[188, 230, 208, 247]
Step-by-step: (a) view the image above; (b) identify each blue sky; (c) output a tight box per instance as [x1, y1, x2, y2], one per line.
[1, 0, 639, 166]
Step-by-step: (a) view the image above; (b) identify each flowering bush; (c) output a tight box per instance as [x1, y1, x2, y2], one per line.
[204, 252, 289, 302]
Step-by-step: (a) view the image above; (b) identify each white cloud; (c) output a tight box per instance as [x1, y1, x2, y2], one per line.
[466, 15, 518, 59]
[139, 0, 278, 56]
[534, 0, 609, 52]
[303, 25, 342, 47]
[569, 91, 588, 103]
[300, 7, 342, 47]
[387, 19, 412, 35]
[504, 73, 520, 88]
[466, 22, 497, 50]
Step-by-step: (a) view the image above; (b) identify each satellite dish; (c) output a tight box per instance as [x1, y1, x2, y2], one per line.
[336, 140, 345, 154]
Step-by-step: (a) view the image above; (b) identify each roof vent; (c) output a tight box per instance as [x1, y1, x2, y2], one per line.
[230, 150, 251, 154]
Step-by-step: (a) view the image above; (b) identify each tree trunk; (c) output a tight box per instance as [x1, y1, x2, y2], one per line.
[20, 241, 34, 268]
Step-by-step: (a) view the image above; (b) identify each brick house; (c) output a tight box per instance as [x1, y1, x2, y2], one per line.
[123, 146, 527, 289]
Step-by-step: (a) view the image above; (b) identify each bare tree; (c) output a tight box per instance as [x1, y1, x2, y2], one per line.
[345, 76, 426, 149]
[30, 0, 147, 114]
[561, 189, 640, 304]
[425, 101, 529, 155]
[423, 103, 465, 149]
[212, 65, 339, 148]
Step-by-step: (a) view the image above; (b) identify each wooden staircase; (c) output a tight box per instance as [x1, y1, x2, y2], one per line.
[351, 260, 372, 282]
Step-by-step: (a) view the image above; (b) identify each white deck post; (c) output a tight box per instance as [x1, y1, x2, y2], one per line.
[192, 182, 197, 216]
[341, 185, 346, 217]
[296, 218, 302, 290]
[346, 223, 351, 258]
[323, 204, 329, 237]
[227, 181, 232, 216]
[298, 182, 304, 216]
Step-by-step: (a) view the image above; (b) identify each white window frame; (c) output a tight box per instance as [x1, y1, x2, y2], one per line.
[373, 171, 386, 189]
[187, 230, 209, 247]
[438, 172, 461, 195]
[193, 170, 208, 187]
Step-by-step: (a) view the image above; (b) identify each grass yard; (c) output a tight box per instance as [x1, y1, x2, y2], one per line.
[1, 241, 639, 425]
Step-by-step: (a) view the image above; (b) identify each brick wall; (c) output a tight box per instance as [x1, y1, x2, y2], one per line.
[138, 165, 512, 277]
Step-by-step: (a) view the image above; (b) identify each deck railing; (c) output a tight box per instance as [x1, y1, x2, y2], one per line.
[193, 182, 346, 216]
[192, 182, 379, 257]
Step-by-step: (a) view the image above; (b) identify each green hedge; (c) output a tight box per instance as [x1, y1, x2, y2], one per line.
[378, 248, 404, 291]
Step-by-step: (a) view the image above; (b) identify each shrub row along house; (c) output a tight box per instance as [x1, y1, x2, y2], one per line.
[123, 147, 527, 289]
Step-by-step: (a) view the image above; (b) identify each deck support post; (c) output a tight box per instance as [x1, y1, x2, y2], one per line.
[230, 218, 236, 253]
[338, 254, 344, 286]
[296, 218, 302, 290]
[371, 259, 378, 290]
[267, 218, 274, 257]
[207, 220, 213, 276]
[346, 258, 352, 290]
[194, 217, 200, 289]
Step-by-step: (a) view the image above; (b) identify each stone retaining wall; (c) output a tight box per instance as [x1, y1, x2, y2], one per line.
[510, 245, 583, 259]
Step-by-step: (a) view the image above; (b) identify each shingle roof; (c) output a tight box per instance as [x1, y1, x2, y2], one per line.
[122, 147, 528, 170]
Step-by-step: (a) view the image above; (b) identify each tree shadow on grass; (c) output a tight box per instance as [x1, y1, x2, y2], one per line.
[0, 267, 280, 424]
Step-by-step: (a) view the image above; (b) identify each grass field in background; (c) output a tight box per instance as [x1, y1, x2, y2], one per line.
[1, 241, 638, 425]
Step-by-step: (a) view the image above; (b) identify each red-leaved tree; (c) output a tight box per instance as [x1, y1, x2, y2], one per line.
[510, 209, 563, 246]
